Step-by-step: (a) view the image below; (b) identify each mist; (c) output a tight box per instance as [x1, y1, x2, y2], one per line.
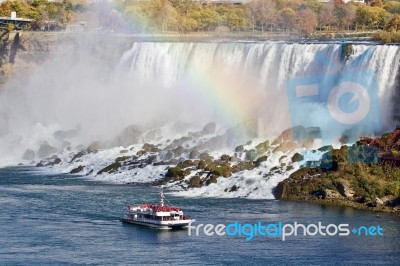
[0, 35, 399, 165]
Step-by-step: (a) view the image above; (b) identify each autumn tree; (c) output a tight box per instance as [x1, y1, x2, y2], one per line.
[294, 8, 317, 36]
[278, 7, 295, 32]
[356, 5, 387, 29]
[318, 2, 336, 31]
[385, 14, 400, 31]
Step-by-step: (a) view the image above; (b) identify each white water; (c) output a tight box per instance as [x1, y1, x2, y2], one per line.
[0, 40, 399, 198]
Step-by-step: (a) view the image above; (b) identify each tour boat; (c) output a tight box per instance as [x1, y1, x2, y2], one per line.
[121, 191, 194, 229]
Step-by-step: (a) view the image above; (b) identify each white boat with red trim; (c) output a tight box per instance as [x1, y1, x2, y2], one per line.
[121, 191, 194, 229]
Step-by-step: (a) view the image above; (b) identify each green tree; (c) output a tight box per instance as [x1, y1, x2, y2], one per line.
[356, 5, 387, 29]
[385, 14, 400, 31]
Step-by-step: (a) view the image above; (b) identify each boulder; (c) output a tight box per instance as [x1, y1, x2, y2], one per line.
[97, 162, 121, 175]
[235, 145, 244, 153]
[142, 143, 160, 153]
[71, 151, 86, 162]
[245, 149, 257, 161]
[374, 197, 384, 205]
[227, 185, 239, 192]
[291, 153, 304, 163]
[255, 155, 268, 167]
[206, 175, 218, 185]
[87, 141, 102, 153]
[255, 141, 269, 154]
[177, 160, 194, 169]
[173, 146, 184, 157]
[323, 189, 343, 199]
[334, 179, 355, 199]
[190, 176, 202, 188]
[70, 165, 84, 174]
[166, 166, 182, 178]
[220, 154, 230, 161]
[189, 150, 200, 159]
[37, 142, 57, 158]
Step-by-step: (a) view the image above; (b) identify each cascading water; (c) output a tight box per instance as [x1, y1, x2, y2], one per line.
[117, 42, 400, 137]
[0, 40, 399, 175]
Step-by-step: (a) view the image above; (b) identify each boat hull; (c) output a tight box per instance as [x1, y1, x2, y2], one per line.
[120, 218, 193, 230]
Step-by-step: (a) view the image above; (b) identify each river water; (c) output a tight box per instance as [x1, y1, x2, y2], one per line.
[0, 167, 399, 265]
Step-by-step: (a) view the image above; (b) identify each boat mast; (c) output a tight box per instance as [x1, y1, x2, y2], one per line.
[160, 190, 164, 207]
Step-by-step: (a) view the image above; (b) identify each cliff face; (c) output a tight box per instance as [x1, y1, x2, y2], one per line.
[0, 32, 135, 90]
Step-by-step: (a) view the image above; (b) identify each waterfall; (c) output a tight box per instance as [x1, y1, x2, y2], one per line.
[117, 42, 400, 138]
[0, 40, 399, 165]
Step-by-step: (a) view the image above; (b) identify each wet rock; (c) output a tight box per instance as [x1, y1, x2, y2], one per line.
[36, 162, 44, 167]
[120, 149, 129, 154]
[212, 162, 232, 177]
[291, 153, 304, 163]
[168, 158, 178, 165]
[274, 126, 321, 144]
[22, 149, 35, 160]
[87, 141, 102, 153]
[38, 142, 57, 158]
[255, 156, 268, 167]
[177, 160, 194, 169]
[227, 185, 239, 192]
[70, 165, 84, 174]
[206, 175, 218, 185]
[199, 153, 213, 163]
[220, 154, 230, 161]
[173, 146, 184, 157]
[201, 122, 216, 135]
[162, 151, 174, 161]
[255, 141, 269, 154]
[231, 161, 255, 172]
[166, 166, 182, 178]
[189, 150, 200, 159]
[229, 156, 240, 162]
[71, 151, 86, 162]
[189, 176, 202, 188]
[142, 143, 160, 153]
[53, 158, 61, 165]
[97, 162, 121, 175]
[136, 150, 147, 156]
[235, 145, 244, 153]
[245, 149, 257, 161]
[197, 160, 206, 169]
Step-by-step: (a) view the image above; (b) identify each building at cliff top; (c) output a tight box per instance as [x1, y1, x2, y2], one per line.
[0, 12, 33, 30]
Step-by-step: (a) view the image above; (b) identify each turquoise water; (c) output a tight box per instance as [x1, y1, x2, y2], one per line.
[0, 167, 399, 265]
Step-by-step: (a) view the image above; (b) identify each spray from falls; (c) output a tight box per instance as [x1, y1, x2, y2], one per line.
[0, 38, 399, 166]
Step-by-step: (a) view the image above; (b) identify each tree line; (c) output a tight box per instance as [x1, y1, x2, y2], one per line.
[2, 0, 400, 37]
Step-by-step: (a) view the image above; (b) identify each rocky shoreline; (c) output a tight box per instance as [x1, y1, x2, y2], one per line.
[28, 121, 400, 214]
[274, 129, 400, 215]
